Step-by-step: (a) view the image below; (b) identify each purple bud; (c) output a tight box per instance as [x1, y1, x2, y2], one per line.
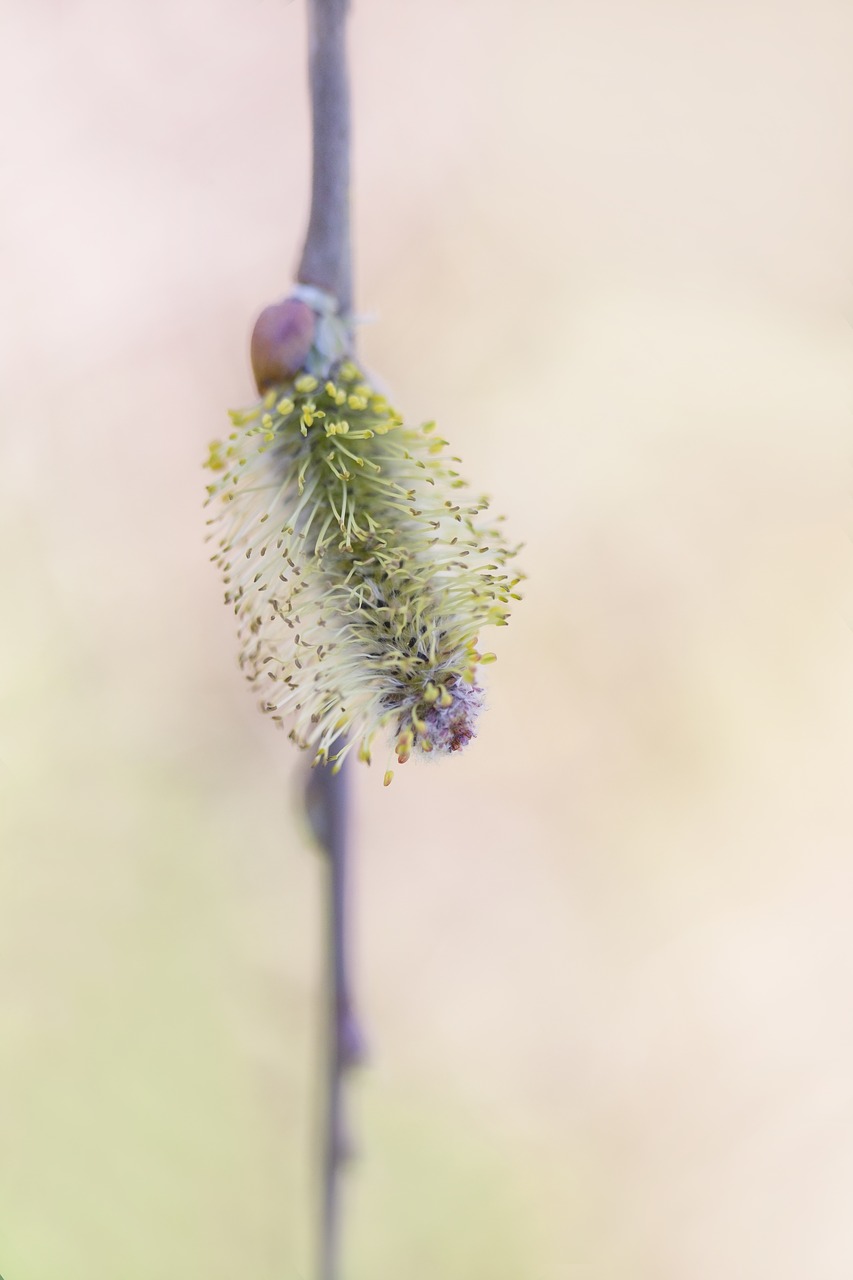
[251, 298, 316, 393]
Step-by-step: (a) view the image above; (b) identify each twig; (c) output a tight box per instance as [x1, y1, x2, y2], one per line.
[298, 0, 353, 318]
[296, 2, 363, 1278]
[305, 756, 365, 1280]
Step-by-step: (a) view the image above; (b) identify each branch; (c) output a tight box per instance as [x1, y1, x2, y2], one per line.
[305, 754, 365, 1280]
[296, 4, 362, 1280]
[297, 0, 353, 318]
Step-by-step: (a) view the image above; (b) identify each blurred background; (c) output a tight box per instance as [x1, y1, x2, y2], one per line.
[1, 1, 853, 1276]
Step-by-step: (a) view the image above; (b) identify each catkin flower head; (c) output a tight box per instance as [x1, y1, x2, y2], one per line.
[205, 359, 522, 780]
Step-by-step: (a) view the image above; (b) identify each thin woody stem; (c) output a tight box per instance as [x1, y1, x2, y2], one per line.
[306, 755, 365, 1280]
[298, 0, 353, 317]
[296, 1, 362, 1279]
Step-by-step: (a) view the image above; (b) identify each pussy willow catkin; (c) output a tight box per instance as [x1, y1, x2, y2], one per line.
[205, 361, 522, 783]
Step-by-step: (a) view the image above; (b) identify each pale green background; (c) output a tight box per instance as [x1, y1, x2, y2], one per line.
[1, 1, 853, 1276]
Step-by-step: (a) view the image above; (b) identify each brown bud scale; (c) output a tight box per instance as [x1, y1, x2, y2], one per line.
[250, 298, 316, 393]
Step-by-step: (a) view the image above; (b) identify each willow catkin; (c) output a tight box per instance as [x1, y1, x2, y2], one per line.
[205, 361, 522, 782]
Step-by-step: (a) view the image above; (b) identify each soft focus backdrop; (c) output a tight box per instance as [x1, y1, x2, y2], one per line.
[2, 1, 853, 1277]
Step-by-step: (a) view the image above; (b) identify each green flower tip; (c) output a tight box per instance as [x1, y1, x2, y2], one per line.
[205, 359, 523, 781]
